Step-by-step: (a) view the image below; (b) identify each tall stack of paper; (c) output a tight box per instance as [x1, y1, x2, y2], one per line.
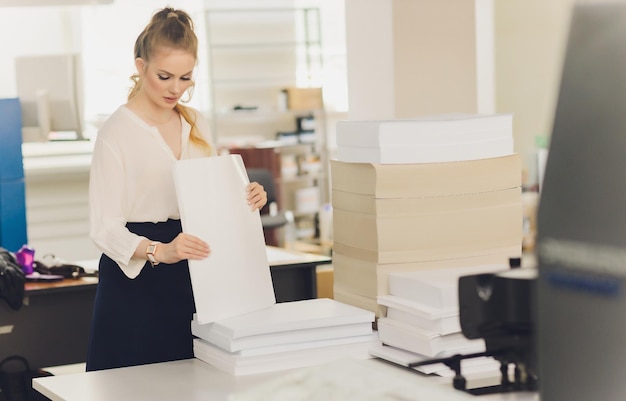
[331, 113, 523, 317]
[371, 265, 507, 377]
[192, 298, 378, 376]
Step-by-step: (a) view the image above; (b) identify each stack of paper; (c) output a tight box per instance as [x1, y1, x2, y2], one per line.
[377, 294, 460, 336]
[331, 113, 523, 317]
[332, 183, 521, 262]
[377, 318, 481, 357]
[368, 343, 501, 379]
[372, 266, 508, 377]
[385, 265, 508, 310]
[174, 155, 380, 376]
[335, 113, 514, 164]
[192, 298, 378, 375]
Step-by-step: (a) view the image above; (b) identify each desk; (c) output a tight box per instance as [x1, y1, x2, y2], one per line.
[0, 247, 331, 370]
[0, 277, 98, 370]
[33, 357, 539, 401]
[266, 246, 331, 302]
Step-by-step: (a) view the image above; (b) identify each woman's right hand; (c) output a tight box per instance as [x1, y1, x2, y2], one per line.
[157, 233, 210, 264]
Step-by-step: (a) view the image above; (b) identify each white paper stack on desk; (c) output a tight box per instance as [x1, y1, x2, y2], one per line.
[371, 265, 507, 377]
[174, 155, 378, 376]
[330, 113, 523, 317]
[192, 298, 378, 376]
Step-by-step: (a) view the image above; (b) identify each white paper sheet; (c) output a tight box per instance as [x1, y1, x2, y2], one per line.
[173, 154, 276, 324]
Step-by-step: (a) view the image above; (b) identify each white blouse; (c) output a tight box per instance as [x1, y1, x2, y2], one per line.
[89, 105, 215, 279]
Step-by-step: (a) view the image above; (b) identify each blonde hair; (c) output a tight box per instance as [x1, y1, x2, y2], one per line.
[129, 7, 211, 155]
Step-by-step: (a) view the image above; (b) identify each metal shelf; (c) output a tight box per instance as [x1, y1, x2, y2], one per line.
[204, 7, 329, 211]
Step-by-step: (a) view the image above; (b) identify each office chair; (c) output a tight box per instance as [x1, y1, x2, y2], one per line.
[246, 168, 293, 247]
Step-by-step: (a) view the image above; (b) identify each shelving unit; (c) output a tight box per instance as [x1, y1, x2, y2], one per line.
[204, 8, 323, 137]
[203, 7, 329, 243]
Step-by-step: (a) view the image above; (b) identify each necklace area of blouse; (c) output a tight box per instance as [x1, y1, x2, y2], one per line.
[135, 99, 175, 126]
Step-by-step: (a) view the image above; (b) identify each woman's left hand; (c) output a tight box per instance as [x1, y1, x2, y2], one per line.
[247, 181, 267, 211]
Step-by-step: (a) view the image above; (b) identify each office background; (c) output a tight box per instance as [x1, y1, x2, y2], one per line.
[0, 0, 597, 261]
[0, 0, 587, 171]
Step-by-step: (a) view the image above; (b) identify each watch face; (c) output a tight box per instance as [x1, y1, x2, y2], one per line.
[147, 243, 158, 264]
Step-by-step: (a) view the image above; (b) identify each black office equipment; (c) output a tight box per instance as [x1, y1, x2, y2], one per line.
[535, 3, 626, 401]
[406, 265, 538, 395]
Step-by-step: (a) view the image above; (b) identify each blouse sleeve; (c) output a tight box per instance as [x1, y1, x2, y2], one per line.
[89, 130, 147, 279]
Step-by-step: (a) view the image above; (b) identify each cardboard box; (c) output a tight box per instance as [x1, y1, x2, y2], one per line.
[284, 87, 323, 111]
[316, 265, 334, 299]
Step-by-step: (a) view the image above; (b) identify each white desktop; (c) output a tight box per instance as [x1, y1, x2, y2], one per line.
[33, 357, 539, 401]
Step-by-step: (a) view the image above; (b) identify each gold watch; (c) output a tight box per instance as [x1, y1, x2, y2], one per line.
[146, 241, 160, 267]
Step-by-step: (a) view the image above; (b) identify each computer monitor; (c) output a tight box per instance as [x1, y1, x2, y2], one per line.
[536, 3, 626, 400]
[15, 53, 85, 141]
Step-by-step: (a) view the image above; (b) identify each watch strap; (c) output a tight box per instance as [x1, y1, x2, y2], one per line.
[146, 241, 160, 267]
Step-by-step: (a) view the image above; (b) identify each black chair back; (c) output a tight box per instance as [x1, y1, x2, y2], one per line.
[246, 168, 277, 216]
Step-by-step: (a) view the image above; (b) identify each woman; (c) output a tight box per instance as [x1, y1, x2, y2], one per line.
[86, 7, 267, 371]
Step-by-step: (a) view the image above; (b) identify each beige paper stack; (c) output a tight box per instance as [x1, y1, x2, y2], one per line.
[331, 114, 523, 317]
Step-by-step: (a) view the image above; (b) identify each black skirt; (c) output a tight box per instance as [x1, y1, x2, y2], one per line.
[86, 219, 195, 371]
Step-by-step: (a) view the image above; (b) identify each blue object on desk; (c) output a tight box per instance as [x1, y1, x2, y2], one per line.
[0, 98, 25, 180]
[0, 98, 28, 252]
[0, 179, 28, 252]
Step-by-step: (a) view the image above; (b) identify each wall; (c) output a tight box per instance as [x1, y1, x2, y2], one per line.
[0, 7, 81, 97]
[344, 0, 585, 187]
[344, 0, 395, 119]
[494, 0, 573, 186]
[22, 145, 97, 261]
[345, 0, 486, 120]
[393, 0, 479, 118]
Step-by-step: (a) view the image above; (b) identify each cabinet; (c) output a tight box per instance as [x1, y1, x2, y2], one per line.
[204, 8, 329, 242]
[230, 143, 326, 245]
